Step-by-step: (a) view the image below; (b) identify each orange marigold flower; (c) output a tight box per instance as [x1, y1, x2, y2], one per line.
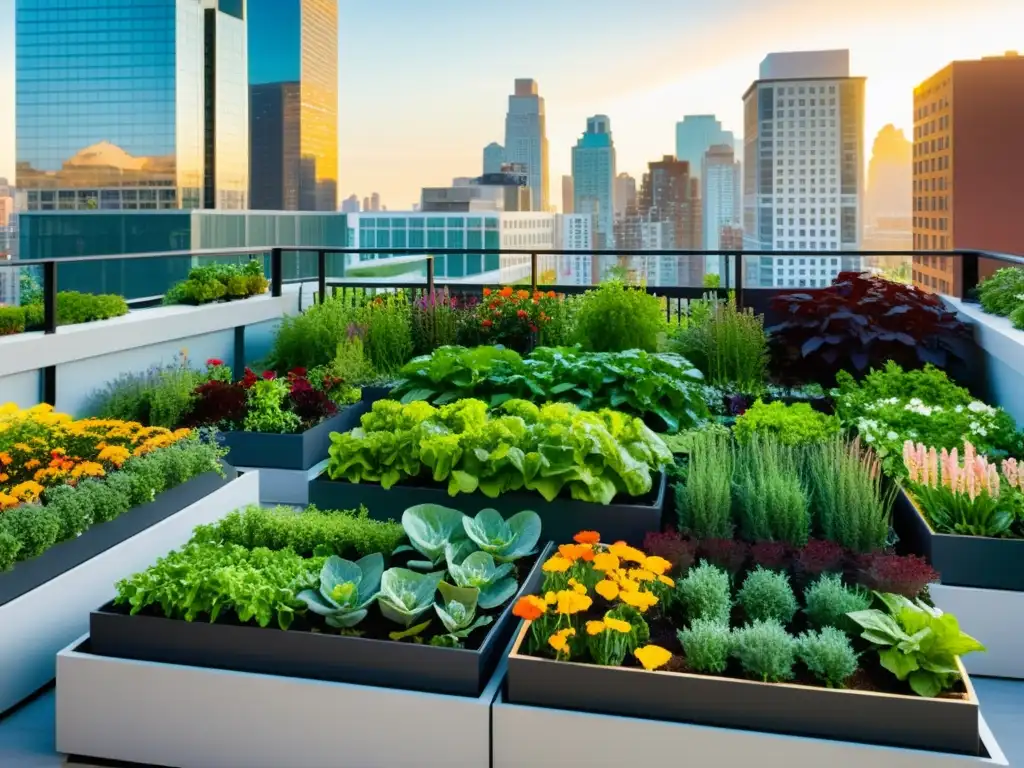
[516, 289, 530, 299]
[0, 452, 12, 466]
[573, 531, 600, 545]
[557, 543, 591, 562]
[512, 595, 547, 621]
[500, 286, 514, 297]
[482, 319, 493, 328]
[547, 290, 557, 298]
[483, 287, 492, 296]
[517, 309, 527, 319]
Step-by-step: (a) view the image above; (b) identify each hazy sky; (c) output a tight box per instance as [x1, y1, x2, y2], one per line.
[2, 0, 1024, 208]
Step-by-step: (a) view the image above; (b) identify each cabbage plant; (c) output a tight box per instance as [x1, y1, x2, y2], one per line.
[378, 567, 445, 629]
[399, 504, 475, 570]
[446, 547, 518, 610]
[296, 553, 383, 629]
[432, 581, 493, 647]
[463, 509, 541, 563]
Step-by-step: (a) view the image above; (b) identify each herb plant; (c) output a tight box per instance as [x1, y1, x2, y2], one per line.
[737, 567, 798, 625]
[363, 293, 414, 375]
[733, 400, 840, 447]
[675, 561, 732, 625]
[977, 267, 1024, 318]
[677, 619, 732, 674]
[732, 435, 811, 548]
[731, 619, 797, 682]
[571, 281, 666, 352]
[803, 573, 871, 634]
[796, 627, 858, 688]
[669, 302, 769, 393]
[675, 429, 733, 540]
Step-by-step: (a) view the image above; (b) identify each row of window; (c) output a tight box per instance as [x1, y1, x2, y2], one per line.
[915, 135, 949, 156]
[774, 85, 838, 95]
[914, 197, 949, 214]
[778, 228, 839, 238]
[912, 269, 950, 295]
[913, 234, 949, 250]
[914, 155, 949, 174]
[358, 217, 499, 230]
[778, 242, 843, 250]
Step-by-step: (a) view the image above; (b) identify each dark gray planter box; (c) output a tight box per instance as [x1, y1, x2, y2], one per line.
[893, 488, 1024, 591]
[0, 466, 231, 608]
[88, 542, 553, 698]
[506, 625, 982, 756]
[307, 473, 667, 544]
[219, 387, 386, 472]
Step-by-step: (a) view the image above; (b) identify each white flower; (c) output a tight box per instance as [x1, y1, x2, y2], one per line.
[969, 421, 980, 432]
[908, 431, 918, 438]
[865, 434, 875, 443]
[909, 398, 923, 407]
[955, 405, 964, 413]
[978, 427, 988, 437]
[886, 431, 898, 440]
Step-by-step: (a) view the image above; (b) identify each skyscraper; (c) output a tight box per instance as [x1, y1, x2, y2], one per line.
[675, 116, 735, 183]
[341, 194, 360, 213]
[702, 144, 742, 278]
[911, 53, 1024, 295]
[614, 173, 636, 220]
[742, 50, 865, 288]
[248, 0, 338, 211]
[16, 0, 248, 211]
[561, 176, 574, 214]
[638, 156, 702, 285]
[866, 125, 912, 225]
[370, 193, 381, 212]
[503, 79, 549, 212]
[571, 116, 616, 248]
[483, 143, 505, 175]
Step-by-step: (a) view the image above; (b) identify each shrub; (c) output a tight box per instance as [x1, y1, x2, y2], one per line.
[737, 567, 798, 625]
[803, 436, 893, 554]
[670, 302, 768, 393]
[731, 619, 796, 682]
[675, 561, 732, 624]
[732, 435, 810, 548]
[459, 287, 565, 353]
[733, 400, 840, 447]
[268, 296, 362, 372]
[1011, 304, 1024, 331]
[0, 528, 20, 571]
[795, 539, 846, 577]
[364, 293, 413, 375]
[0, 305, 26, 336]
[977, 267, 1024, 317]
[697, 538, 748, 574]
[767, 272, 969, 386]
[797, 627, 859, 688]
[411, 290, 464, 355]
[642, 530, 697, 573]
[0, 504, 61, 560]
[164, 260, 267, 306]
[857, 553, 938, 599]
[677, 618, 732, 674]
[55, 291, 129, 324]
[676, 429, 733, 539]
[571, 281, 665, 352]
[803, 573, 871, 633]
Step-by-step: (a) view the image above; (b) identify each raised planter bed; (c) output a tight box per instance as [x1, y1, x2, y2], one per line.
[505, 623, 982, 756]
[307, 473, 667, 545]
[88, 542, 553, 698]
[893, 489, 1024, 592]
[56, 633, 498, 768]
[492, 692, 1006, 768]
[232, 459, 328, 506]
[0, 471, 259, 715]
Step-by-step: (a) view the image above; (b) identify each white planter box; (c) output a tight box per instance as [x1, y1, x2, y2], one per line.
[492, 693, 1008, 768]
[234, 459, 327, 506]
[931, 583, 1024, 679]
[0, 471, 258, 714]
[56, 634, 499, 768]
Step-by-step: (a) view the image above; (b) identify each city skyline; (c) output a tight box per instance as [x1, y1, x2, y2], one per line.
[2, 0, 1024, 209]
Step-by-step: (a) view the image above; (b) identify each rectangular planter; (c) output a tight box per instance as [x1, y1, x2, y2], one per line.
[307, 472, 667, 545]
[493, 692, 1006, 768]
[220, 387, 385, 472]
[930, 583, 1024, 679]
[233, 460, 327, 506]
[0, 471, 259, 716]
[56, 634, 498, 768]
[505, 624, 982, 756]
[88, 542, 552, 697]
[893, 489, 1024, 591]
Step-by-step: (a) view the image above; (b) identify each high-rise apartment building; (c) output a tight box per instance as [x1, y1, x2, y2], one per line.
[370, 193, 381, 212]
[503, 79, 549, 212]
[248, 0, 338, 211]
[571, 116, 616, 249]
[638, 155, 702, 285]
[341, 195, 360, 213]
[557, 213, 595, 286]
[614, 173, 636, 221]
[911, 53, 1024, 295]
[561, 176, 574, 214]
[702, 144, 742, 279]
[742, 50, 865, 288]
[676, 116, 735, 183]
[16, 0, 248, 212]
[483, 143, 505, 175]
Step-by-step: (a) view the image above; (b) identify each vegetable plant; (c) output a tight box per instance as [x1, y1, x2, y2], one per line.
[399, 504, 474, 570]
[431, 582, 493, 647]
[462, 508, 541, 562]
[377, 567, 445, 632]
[446, 550, 518, 610]
[733, 400, 840, 447]
[297, 554, 383, 629]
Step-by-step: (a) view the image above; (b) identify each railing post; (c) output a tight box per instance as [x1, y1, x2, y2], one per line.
[960, 251, 979, 301]
[270, 248, 283, 297]
[43, 260, 57, 334]
[530, 253, 538, 292]
[732, 253, 744, 309]
[426, 256, 435, 296]
[317, 250, 327, 305]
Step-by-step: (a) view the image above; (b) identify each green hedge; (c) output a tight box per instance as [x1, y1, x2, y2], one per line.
[0, 291, 129, 336]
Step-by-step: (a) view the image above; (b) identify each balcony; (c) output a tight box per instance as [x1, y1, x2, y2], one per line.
[0, 246, 1023, 767]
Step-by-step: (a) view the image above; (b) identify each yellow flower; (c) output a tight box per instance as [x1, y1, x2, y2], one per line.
[544, 591, 558, 605]
[608, 542, 646, 564]
[616, 576, 641, 593]
[592, 553, 620, 572]
[542, 555, 573, 573]
[97, 445, 131, 467]
[643, 556, 673, 575]
[567, 578, 587, 595]
[548, 627, 576, 652]
[70, 461, 106, 480]
[595, 580, 619, 601]
[619, 590, 659, 612]
[603, 617, 632, 634]
[634, 645, 672, 671]
[555, 590, 593, 616]
[629, 568, 656, 582]
[586, 620, 607, 636]
[657, 574, 675, 588]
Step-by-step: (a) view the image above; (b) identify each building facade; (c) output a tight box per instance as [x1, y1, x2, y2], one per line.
[571, 116, 616, 249]
[561, 176, 574, 214]
[911, 53, 1024, 295]
[675, 115, 735, 183]
[16, 0, 248, 212]
[702, 144, 742, 278]
[483, 143, 505, 175]
[638, 155, 702, 286]
[341, 194, 360, 213]
[742, 49, 865, 288]
[248, 0, 338, 211]
[503, 79, 549, 212]
[556, 213, 594, 286]
[614, 173, 636, 221]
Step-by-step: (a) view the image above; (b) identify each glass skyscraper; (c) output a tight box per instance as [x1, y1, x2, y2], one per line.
[248, 0, 338, 212]
[674, 115, 735, 184]
[15, 0, 249, 212]
[571, 115, 616, 249]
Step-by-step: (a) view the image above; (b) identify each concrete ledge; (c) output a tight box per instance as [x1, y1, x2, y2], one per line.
[930, 583, 1024, 679]
[234, 460, 327, 506]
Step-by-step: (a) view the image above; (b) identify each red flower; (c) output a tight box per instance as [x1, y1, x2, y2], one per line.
[529, 324, 538, 332]
[241, 368, 258, 388]
[206, 358, 224, 367]
[261, 370, 276, 380]
[482, 319, 493, 328]
[517, 309, 527, 318]
[288, 367, 308, 378]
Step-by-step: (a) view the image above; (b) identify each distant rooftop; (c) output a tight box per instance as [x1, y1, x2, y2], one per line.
[759, 49, 850, 80]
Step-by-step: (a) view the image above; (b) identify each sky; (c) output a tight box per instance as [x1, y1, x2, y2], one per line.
[2, 0, 1024, 208]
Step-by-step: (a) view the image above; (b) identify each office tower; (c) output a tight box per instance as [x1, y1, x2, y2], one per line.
[16, 0, 248, 211]
[503, 79, 549, 212]
[370, 193, 381, 212]
[863, 125, 912, 273]
[637, 156, 702, 285]
[363, 196, 370, 211]
[912, 53, 1024, 295]
[557, 213, 595, 285]
[483, 143, 505, 175]
[675, 116, 735, 183]
[742, 49, 865, 288]
[562, 176, 574, 214]
[249, 0, 338, 211]
[571, 116, 616, 249]
[341, 194, 360, 213]
[614, 173, 636, 220]
[702, 144, 742, 278]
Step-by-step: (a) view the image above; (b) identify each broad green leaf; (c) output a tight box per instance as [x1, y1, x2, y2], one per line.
[879, 647, 920, 680]
[401, 388, 436, 404]
[389, 619, 432, 641]
[478, 577, 519, 610]
[908, 669, 943, 698]
[402, 504, 467, 564]
[378, 568, 445, 627]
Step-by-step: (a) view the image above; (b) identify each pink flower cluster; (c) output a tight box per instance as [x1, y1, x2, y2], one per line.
[902, 440, 1023, 500]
